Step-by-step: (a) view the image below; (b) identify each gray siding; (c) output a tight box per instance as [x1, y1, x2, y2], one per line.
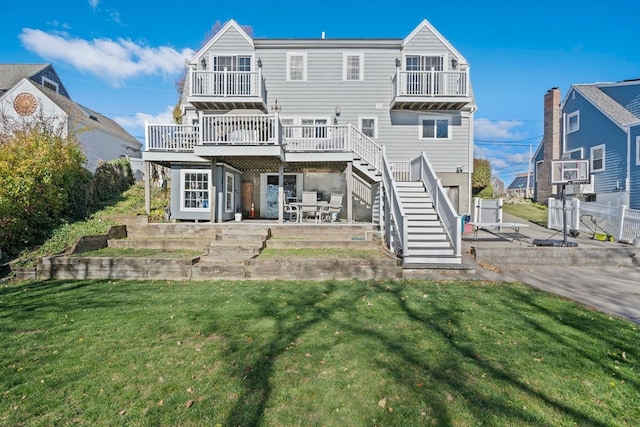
[206, 26, 253, 54]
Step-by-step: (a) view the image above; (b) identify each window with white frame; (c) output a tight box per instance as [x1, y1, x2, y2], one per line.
[591, 144, 605, 172]
[360, 117, 377, 138]
[42, 77, 59, 93]
[419, 115, 450, 139]
[343, 53, 364, 81]
[182, 170, 210, 210]
[636, 136, 640, 166]
[225, 172, 235, 212]
[301, 118, 328, 139]
[567, 111, 580, 133]
[562, 148, 584, 160]
[287, 53, 307, 81]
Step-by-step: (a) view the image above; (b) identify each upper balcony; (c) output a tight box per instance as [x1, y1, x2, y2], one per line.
[391, 69, 472, 111]
[187, 69, 267, 111]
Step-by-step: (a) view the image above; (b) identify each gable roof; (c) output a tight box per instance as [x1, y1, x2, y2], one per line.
[0, 64, 49, 91]
[569, 84, 638, 129]
[28, 81, 140, 146]
[192, 19, 254, 65]
[403, 19, 469, 65]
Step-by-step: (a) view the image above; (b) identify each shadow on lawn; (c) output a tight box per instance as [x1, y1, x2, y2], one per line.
[378, 282, 624, 426]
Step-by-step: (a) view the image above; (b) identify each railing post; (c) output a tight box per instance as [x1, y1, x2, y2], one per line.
[223, 68, 228, 97]
[618, 204, 627, 241]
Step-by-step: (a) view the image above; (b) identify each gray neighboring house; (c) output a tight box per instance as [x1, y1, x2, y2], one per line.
[143, 19, 476, 264]
[0, 63, 142, 172]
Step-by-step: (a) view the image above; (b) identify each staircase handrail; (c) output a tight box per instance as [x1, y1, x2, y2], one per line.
[411, 153, 461, 257]
[381, 148, 407, 256]
[347, 124, 383, 174]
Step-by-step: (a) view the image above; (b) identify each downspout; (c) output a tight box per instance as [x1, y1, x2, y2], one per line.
[626, 126, 631, 199]
[468, 106, 476, 216]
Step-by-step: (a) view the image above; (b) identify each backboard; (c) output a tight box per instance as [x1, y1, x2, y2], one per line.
[551, 159, 590, 185]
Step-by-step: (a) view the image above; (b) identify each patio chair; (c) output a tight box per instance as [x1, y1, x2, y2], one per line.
[320, 193, 343, 222]
[301, 191, 319, 222]
[284, 203, 299, 222]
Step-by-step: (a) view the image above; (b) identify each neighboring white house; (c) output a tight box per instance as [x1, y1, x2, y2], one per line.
[0, 64, 141, 172]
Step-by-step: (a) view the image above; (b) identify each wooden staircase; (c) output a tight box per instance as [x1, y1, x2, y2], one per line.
[395, 181, 462, 266]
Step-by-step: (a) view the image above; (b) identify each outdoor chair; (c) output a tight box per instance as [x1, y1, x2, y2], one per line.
[320, 193, 343, 222]
[301, 191, 319, 222]
[284, 203, 299, 222]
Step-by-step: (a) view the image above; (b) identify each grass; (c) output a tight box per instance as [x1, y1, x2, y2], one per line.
[503, 201, 548, 226]
[1, 278, 638, 426]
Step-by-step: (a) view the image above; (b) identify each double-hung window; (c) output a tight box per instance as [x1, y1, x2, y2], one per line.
[567, 111, 580, 133]
[182, 170, 210, 210]
[343, 53, 364, 81]
[360, 118, 377, 138]
[301, 118, 328, 139]
[287, 53, 307, 81]
[591, 144, 605, 172]
[225, 172, 235, 212]
[420, 115, 450, 140]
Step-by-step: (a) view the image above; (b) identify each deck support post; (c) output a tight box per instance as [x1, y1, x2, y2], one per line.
[346, 161, 353, 224]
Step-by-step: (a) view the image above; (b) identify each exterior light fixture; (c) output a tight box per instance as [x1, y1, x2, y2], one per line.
[200, 57, 207, 69]
[257, 58, 262, 68]
[451, 58, 458, 69]
[395, 58, 401, 67]
[335, 106, 341, 117]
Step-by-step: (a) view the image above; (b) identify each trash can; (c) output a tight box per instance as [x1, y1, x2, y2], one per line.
[235, 213, 242, 222]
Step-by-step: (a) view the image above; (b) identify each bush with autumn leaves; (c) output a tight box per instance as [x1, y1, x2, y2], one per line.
[0, 113, 133, 261]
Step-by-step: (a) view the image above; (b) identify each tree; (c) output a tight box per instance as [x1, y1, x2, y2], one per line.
[472, 158, 492, 196]
[0, 112, 90, 259]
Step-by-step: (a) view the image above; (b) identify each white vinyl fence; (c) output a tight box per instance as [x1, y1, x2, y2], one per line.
[548, 198, 640, 243]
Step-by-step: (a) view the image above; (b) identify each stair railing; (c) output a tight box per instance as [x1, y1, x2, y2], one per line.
[381, 148, 407, 257]
[411, 153, 461, 257]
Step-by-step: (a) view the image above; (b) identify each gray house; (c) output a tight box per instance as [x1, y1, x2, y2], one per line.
[143, 19, 476, 265]
[534, 82, 640, 209]
[0, 64, 142, 172]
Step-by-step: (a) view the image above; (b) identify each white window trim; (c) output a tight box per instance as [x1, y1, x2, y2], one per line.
[343, 52, 364, 81]
[590, 144, 605, 172]
[286, 52, 307, 81]
[359, 117, 378, 139]
[419, 114, 452, 140]
[180, 169, 211, 212]
[562, 148, 584, 160]
[636, 136, 640, 166]
[42, 76, 59, 93]
[225, 172, 235, 213]
[567, 111, 580, 133]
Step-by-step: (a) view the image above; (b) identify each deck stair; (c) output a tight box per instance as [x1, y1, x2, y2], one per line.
[395, 181, 462, 266]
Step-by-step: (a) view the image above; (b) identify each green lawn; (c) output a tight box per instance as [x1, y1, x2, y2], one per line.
[1, 279, 638, 426]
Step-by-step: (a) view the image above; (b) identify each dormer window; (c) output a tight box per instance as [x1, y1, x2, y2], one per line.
[42, 77, 59, 93]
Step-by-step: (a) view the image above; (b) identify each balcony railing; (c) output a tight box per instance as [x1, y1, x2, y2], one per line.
[145, 118, 383, 173]
[392, 69, 469, 98]
[190, 70, 263, 97]
[201, 114, 275, 144]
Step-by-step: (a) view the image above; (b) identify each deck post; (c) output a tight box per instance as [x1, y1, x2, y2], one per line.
[278, 163, 284, 224]
[144, 161, 151, 216]
[210, 159, 217, 223]
[346, 161, 353, 224]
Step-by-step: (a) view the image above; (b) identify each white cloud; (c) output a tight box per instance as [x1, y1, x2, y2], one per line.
[19, 28, 194, 86]
[88, 0, 100, 10]
[115, 105, 175, 133]
[474, 117, 524, 141]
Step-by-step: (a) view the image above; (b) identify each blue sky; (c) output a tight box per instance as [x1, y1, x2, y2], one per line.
[3, 0, 639, 186]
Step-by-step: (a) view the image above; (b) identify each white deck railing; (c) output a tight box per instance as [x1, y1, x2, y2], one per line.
[201, 114, 276, 144]
[190, 70, 263, 97]
[411, 153, 462, 257]
[393, 69, 469, 98]
[382, 150, 407, 257]
[145, 124, 199, 151]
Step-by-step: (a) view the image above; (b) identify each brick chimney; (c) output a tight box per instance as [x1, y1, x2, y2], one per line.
[536, 87, 561, 203]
